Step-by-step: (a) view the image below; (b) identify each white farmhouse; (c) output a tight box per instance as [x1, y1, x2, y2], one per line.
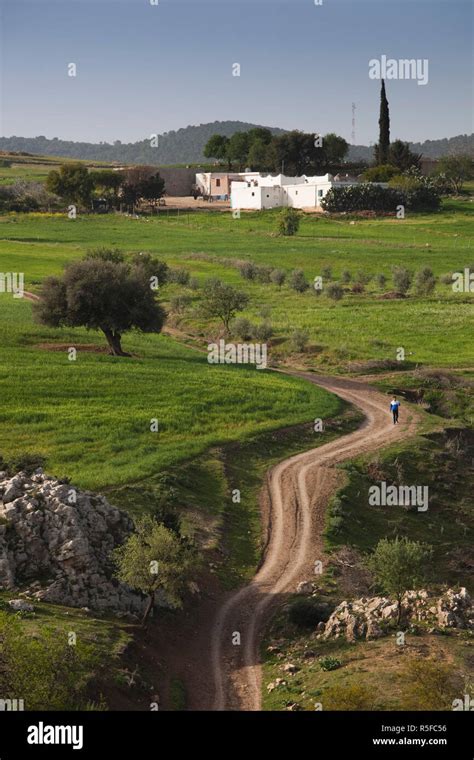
[230, 173, 356, 210]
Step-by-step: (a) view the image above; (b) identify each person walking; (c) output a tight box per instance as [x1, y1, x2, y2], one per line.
[390, 396, 400, 424]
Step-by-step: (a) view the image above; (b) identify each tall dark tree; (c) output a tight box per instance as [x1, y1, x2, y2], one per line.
[376, 79, 390, 165]
[389, 139, 422, 172]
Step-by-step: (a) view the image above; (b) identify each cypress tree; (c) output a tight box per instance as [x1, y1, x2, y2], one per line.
[377, 79, 390, 164]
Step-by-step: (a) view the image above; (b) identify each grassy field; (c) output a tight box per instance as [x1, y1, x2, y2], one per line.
[0, 298, 339, 489]
[0, 198, 472, 369]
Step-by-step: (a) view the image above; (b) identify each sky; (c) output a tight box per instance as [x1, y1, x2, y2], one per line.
[0, 0, 472, 145]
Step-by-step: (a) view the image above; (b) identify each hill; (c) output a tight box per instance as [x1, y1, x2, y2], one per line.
[0, 123, 472, 166]
[0, 121, 286, 167]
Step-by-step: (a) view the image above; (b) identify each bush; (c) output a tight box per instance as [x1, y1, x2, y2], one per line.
[440, 273, 454, 286]
[270, 268, 286, 288]
[399, 658, 464, 711]
[255, 265, 273, 284]
[341, 270, 352, 283]
[321, 183, 403, 213]
[188, 277, 200, 291]
[321, 265, 332, 281]
[392, 266, 413, 295]
[405, 185, 441, 212]
[326, 282, 344, 301]
[290, 328, 309, 353]
[351, 282, 365, 294]
[414, 266, 437, 295]
[363, 164, 399, 182]
[354, 270, 372, 286]
[232, 317, 254, 341]
[253, 321, 273, 342]
[7, 452, 46, 475]
[322, 683, 375, 710]
[319, 656, 342, 672]
[278, 208, 300, 236]
[288, 269, 309, 293]
[238, 261, 257, 281]
[288, 598, 331, 629]
[168, 268, 190, 286]
[375, 273, 387, 289]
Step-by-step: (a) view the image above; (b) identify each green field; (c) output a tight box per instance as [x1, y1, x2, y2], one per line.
[0, 299, 339, 489]
[0, 199, 472, 370]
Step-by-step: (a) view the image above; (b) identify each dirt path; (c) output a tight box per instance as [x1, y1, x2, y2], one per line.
[211, 371, 421, 711]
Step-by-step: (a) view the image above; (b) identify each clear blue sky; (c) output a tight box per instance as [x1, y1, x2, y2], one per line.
[1, 0, 472, 145]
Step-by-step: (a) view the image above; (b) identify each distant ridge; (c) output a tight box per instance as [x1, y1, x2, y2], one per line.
[0, 122, 472, 165]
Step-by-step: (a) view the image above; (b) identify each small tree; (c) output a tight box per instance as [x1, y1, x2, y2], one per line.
[414, 266, 437, 296]
[392, 266, 413, 295]
[326, 282, 344, 301]
[114, 517, 194, 625]
[288, 269, 309, 293]
[367, 537, 432, 626]
[290, 328, 309, 353]
[232, 317, 254, 341]
[270, 268, 286, 288]
[46, 162, 94, 206]
[201, 278, 249, 333]
[33, 249, 166, 356]
[436, 155, 474, 194]
[278, 208, 300, 236]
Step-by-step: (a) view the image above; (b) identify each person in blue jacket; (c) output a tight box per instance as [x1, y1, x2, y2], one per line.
[390, 396, 400, 424]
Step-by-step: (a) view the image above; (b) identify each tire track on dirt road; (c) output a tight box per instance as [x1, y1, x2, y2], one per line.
[211, 371, 421, 711]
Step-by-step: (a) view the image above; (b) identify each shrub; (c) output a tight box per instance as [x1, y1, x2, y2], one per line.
[253, 321, 273, 342]
[321, 265, 332, 281]
[288, 598, 331, 629]
[270, 268, 286, 288]
[354, 270, 372, 286]
[232, 317, 254, 341]
[7, 453, 46, 475]
[322, 683, 375, 710]
[405, 185, 441, 212]
[341, 270, 352, 283]
[255, 265, 273, 284]
[414, 266, 437, 295]
[363, 164, 400, 182]
[278, 208, 300, 236]
[188, 277, 200, 291]
[238, 261, 257, 281]
[290, 328, 309, 353]
[321, 183, 403, 213]
[351, 282, 365, 294]
[288, 269, 309, 293]
[375, 273, 387, 289]
[399, 658, 464, 711]
[392, 266, 413, 295]
[319, 656, 342, 672]
[168, 268, 190, 286]
[440, 273, 454, 286]
[326, 282, 344, 301]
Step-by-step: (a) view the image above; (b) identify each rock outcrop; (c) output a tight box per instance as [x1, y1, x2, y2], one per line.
[320, 588, 473, 641]
[0, 470, 145, 615]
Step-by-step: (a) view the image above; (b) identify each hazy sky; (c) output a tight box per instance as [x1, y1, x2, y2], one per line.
[1, 0, 472, 145]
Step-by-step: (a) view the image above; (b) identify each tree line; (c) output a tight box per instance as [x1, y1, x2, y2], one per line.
[204, 127, 349, 174]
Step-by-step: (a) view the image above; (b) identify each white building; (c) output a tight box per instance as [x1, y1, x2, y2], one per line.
[230, 173, 354, 210]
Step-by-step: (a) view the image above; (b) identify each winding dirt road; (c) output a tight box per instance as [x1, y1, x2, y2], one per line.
[211, 371, 421, 711]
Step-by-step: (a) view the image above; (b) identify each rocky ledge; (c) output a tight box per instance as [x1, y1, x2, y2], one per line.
[0, 470, 145, 615]
[317, 588, 473, 641]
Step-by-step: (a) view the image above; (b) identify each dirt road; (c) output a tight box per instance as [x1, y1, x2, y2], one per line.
[211, 371, 420, 711]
